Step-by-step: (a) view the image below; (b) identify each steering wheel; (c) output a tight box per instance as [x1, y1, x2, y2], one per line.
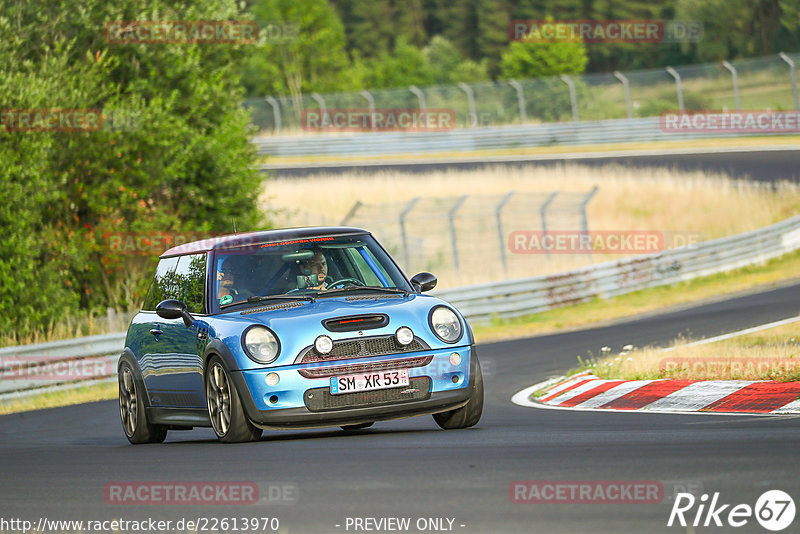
[325, 278, 366, 289]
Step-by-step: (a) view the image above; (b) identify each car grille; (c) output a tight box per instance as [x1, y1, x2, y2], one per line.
[295, 334, 429, 365]
[303, 377, 431, 412]
[298, 355, 434, 378]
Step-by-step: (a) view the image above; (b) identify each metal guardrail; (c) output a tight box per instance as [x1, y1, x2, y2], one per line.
[252, 117, 789, 159]
[3, 215, 800, 400]
[434, 215, 800, 322]
[0, 333, 125, 399]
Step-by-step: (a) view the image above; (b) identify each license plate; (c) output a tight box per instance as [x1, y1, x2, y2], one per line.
[330, 369, 410, 395]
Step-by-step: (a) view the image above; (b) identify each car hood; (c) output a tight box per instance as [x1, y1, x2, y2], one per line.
[209, 293, 469, 369]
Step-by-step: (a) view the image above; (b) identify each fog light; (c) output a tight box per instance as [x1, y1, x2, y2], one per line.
[269, 395, 278, 404]
[396, 326, 414, 346]
[265, 372, 280, 386]
[450, 352, 461, 366]
[315, 335, 333, 354]
[452, 375, 459, 383]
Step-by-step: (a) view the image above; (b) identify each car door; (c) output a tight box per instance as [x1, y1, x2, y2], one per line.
[140, 253, 208, 409]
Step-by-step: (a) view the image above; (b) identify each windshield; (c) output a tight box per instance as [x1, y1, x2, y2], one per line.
[212, 233, 411, 311]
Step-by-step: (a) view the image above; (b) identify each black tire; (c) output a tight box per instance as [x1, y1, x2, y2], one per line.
[118, 361, 168, 444]
[433, 356, 484, 430]
[206, 356, 262, 443]
[340, 422, 374, 431]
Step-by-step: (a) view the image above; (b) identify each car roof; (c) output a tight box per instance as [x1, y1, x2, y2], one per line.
[159, 226, 370, 258]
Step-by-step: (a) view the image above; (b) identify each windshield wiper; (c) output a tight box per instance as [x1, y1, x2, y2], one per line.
[318, 286, 409, 298]
[221, 294, 315, 309]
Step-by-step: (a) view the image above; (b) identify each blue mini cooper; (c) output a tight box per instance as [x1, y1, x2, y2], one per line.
[118, 227, 483, 443]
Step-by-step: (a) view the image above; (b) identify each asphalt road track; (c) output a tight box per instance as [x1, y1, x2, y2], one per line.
[266, 147, 800, 183]
[2, 281, 800, 534]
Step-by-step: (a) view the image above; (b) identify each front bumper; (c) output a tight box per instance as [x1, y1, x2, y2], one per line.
[230, 346, 477, 429]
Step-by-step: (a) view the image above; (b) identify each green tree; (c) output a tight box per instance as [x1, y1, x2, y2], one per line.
[0, 0, 264, 339]
[500, 40, 588, 78]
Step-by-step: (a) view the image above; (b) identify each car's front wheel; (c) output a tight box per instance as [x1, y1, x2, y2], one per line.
[433, 356, 484, 430]
[118, 361, 168, 444]
[205, 356, 262, 443]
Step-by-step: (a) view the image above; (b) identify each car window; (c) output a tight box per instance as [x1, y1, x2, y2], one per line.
[345, 247, 387, 286]
[174, 254, 207, 314]
[141, 256, 179, 311]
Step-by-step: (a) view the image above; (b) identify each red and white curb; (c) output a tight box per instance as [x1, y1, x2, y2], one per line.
[512, 372, 800, 415]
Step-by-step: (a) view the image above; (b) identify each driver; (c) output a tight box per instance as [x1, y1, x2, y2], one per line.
[217, 256, 252, 303]
[299, 249, 328, 290]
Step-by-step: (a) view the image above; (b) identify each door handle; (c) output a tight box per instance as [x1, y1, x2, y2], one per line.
[149, 329, 163, 338]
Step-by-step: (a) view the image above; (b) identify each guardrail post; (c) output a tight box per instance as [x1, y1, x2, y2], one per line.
[458, 83, 478, 127]
[359, 90, 376, 130]
[666, 67, 684, 112]
[780, 52, 799, 111]
[266, 96, 282, 133]
[560, 75, 579, 121]
[580, 186, 598, 233]
[399, 197, 420, 268]
[613, 71, 633, 119]
[508, 81, 527, 124]
[495, 192, 515, 271]
[341, 201, 362, 225]
[722, 60, 741, 111]
[409, 85, 426, 112]
[310, 92, 327, 120]
[448, 195, 469, 270]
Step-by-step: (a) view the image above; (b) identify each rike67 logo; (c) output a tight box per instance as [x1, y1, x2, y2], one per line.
[668, 490, 795, 531]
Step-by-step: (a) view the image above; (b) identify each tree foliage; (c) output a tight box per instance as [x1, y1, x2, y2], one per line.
[0, 0, 263, 339]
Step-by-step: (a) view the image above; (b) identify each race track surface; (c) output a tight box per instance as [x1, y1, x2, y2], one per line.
[2, 282, 800, 534]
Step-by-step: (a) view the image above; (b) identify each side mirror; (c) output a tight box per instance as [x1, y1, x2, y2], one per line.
[410, 272, 437, 293]
[156, 299, 194, 328]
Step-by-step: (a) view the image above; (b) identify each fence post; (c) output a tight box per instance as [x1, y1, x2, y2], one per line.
[458, 83, 477, 127]
[580, 186, 598, 233]
[666, 67, 684, 112]
[359, 90, 376, 131]
[448, 195, 468, 271]
[780, 52, 799, 111]
[399, 197, 420, 269]
[341, 201, 362, 225]
[495, 192, 515, 271]
[721, 60, 741, 111]
[409, 85, 426, 112]
[310, 92, 327, 121]
[613, 71, 633, 119]
[540, 192, 559, 258]
[508, 80, 527, 124]
[560, 75, 579, 121]
[265, 96, 282, 133]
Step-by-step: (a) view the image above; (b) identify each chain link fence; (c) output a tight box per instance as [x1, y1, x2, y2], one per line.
[338, 189, 597, 281]
[246, 53, 800, 134]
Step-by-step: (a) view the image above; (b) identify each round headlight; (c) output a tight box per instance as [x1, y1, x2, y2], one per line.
[429, 306, 462, 343]
[243, 326, 280, 364]
[396, 326, 414, 346]
[315, 335, 333, 354]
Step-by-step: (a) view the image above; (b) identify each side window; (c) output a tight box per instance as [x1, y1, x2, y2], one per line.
[174, 254, 207, 314]
[142, 257, 179, 311]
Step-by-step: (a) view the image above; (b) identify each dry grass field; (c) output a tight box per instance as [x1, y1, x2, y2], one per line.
[586, 320, 800, 381]
[262, 164, 800, 288]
